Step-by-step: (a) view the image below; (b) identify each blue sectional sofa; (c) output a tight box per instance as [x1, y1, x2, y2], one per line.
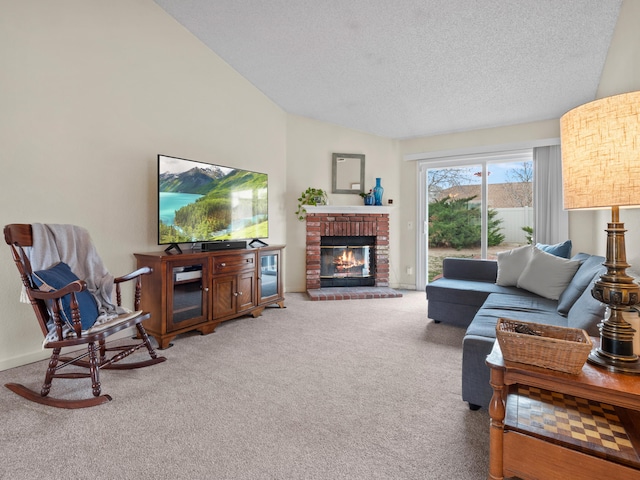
[426, 251, 606, 410]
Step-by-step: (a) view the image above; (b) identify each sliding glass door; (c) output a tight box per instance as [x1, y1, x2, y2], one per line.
[425, 164, 483, 282]
[418, 150, 533, 286]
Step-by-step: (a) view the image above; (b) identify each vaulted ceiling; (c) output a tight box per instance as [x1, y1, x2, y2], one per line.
[153, 1, 622, 139]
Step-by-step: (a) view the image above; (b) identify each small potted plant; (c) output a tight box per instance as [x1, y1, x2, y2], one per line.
[296, 187, 328, 220]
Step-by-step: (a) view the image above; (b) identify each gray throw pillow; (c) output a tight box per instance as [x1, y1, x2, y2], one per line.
[496, 245, 533, 287]
[517, 248, 581, 300]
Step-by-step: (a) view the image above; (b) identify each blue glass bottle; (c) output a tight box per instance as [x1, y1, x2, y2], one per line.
[373, 178, 384, 206]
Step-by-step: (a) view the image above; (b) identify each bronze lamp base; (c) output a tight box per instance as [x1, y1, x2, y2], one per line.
[588, 207, 640, 375]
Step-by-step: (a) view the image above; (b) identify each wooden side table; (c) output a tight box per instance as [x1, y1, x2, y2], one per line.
[486, 340, 640, 480]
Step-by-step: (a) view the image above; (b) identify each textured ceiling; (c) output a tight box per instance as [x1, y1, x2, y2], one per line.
[153, 0, 622, 139]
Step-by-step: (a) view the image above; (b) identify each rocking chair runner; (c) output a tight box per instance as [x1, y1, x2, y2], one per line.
[4, 224, 166, 409]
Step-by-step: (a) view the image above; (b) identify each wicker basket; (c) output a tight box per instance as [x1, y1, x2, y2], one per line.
[495, 318, 593, 374]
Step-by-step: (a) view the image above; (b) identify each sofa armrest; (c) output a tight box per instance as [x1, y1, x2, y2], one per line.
[442, 257, 497, 282]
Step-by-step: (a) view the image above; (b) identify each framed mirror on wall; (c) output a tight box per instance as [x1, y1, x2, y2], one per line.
[332, 153, 365, 194]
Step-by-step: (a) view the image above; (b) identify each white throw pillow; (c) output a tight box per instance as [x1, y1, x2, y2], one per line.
[496, 245, 533, 286]
[517, 247, 581, 300]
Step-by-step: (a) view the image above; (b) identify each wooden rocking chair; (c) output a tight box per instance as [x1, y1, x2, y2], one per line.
[4, 224, 166, 409]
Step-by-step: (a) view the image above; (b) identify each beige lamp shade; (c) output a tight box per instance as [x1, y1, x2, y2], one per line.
[560, 90, 640, 210]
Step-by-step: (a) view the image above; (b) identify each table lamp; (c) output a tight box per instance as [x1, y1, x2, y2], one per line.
[560, 90, 640, 374]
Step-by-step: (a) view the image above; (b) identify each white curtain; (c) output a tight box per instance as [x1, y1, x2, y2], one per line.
[534, 145, 569, 244]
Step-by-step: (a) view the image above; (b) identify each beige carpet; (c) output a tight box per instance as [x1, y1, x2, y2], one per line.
[0, 290, 489, 480]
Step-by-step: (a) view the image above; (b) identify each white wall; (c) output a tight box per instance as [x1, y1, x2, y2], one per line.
[285, 115, 402, 291]
[0, 0, 287, 370]
[593, 0, 640, 272]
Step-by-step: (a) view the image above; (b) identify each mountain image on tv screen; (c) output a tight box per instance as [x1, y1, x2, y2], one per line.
[158, 155, 268, 244]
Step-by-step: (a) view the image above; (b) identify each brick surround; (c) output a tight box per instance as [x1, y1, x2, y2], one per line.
[306, 211, 389, 291]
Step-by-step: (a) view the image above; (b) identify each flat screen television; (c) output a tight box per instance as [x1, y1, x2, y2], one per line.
[158, 154, 268, 251]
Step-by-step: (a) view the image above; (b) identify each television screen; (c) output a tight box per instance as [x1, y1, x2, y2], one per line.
[158, 154, 268, 246]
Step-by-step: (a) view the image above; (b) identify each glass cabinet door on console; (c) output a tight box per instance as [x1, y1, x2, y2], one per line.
[258, 250, 283, 305]
[167, 258, 208, 332]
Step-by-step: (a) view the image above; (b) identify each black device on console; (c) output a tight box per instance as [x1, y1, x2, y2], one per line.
[201, 240, 247, 251]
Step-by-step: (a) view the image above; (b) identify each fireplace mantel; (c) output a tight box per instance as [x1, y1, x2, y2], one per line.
[305, 205, 393, 215]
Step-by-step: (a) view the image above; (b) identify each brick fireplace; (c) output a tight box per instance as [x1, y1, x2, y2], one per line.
[305, 206, 401, 300]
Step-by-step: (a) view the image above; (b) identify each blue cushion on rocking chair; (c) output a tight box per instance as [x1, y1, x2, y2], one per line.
[32, 262, 99, 330]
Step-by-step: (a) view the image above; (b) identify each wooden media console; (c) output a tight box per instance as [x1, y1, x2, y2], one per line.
[134, 245, 284, 349]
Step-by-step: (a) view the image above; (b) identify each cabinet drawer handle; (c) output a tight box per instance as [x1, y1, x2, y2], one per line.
[220, 263, 226, 267]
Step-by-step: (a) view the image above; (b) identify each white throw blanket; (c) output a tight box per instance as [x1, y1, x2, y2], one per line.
[25, 224, 128, 341]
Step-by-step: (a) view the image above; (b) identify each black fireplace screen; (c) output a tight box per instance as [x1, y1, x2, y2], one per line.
[320, 236, 375, 287]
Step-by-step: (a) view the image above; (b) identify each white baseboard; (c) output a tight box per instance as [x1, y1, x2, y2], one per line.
[0, 326, 137, 372]
[0, 350, 50, 372]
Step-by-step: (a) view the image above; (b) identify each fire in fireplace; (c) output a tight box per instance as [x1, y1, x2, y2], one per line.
[320, 236, 375, 287]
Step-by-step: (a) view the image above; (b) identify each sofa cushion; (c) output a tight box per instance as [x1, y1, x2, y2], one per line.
[567, 271, 606, 336]
[426, 278, 536, 306]
[557, 255, 606, 315]
[536, 240, 572, 258]
[517, 248, 581, 300]
[496, 245, 533, 286]
[570, 252, 592, 263]
[441, 257, 497, 282]
[465, 293, 566, 338]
